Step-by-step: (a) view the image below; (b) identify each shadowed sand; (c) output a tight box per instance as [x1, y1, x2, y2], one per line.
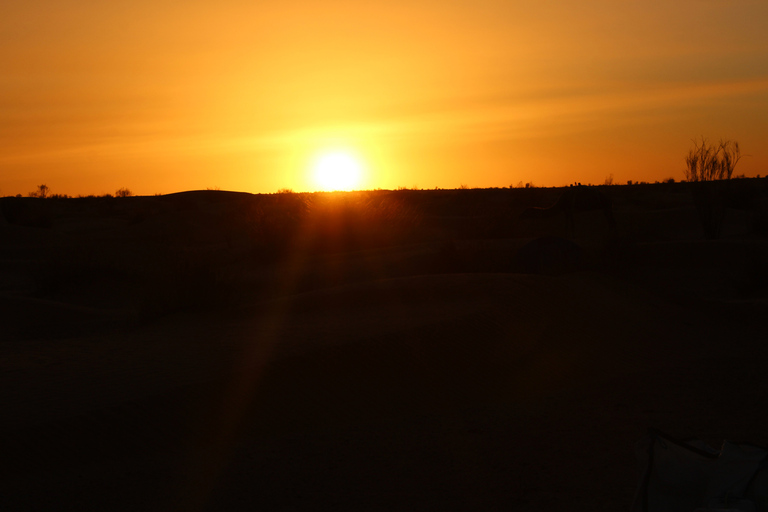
[1, 183, 767, 510]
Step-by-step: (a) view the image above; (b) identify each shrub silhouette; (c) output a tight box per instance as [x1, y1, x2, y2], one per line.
[685, 137, 742, 182]
[29, 184, 50, 198]
[685, 137, 744, 239]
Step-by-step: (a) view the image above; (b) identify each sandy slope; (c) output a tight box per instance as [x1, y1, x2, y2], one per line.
[2, 269, 765, 511]
[2, 185, 767, 510]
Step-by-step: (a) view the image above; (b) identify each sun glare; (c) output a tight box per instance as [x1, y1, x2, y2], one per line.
[312, 151, 364, 191]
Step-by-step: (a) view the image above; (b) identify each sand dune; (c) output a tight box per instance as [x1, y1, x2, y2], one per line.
[1, 182, 766, 510]
[2, 269, 763, 510]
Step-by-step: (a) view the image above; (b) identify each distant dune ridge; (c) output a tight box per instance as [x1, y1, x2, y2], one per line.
[1, 180, 767, 510]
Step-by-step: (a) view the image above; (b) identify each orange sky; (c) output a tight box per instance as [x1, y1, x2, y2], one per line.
[2, 0, 768, 195]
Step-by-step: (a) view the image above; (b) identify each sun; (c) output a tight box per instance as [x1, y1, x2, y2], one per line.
[311, 151, 364, 191]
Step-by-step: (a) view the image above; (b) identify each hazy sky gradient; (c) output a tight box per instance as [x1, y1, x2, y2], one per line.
[3, 0, 767, 194]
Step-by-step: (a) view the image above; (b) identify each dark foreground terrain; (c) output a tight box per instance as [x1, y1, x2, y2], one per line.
[1, 181, 767, 511]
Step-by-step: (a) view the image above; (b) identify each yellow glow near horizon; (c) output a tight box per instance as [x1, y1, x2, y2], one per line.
[311, 151, 365, 191]
[2, 1, 768, 195]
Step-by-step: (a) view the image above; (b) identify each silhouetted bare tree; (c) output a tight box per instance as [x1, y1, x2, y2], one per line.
[685, 138, 744, 239]
[685, 137, 742, 182]
[29, 184, 49, 198]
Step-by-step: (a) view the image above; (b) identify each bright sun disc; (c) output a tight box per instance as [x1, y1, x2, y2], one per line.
[312, 151, 363, 191]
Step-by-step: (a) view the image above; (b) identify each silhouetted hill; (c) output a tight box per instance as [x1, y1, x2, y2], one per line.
[1, 179, 767, 511]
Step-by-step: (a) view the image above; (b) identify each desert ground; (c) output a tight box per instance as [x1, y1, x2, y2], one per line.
[1, 180, 767, 511]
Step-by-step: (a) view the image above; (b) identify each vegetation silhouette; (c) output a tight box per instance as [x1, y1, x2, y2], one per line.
[685, 137, 742, 182]
[684, 137, 746, 239]
[28, 184, 50, 198]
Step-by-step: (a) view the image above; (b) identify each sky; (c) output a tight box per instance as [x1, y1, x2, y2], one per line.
[2, 0, 768, 195]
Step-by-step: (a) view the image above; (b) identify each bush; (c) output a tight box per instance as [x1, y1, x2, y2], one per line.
[685, 137, 742, 182]
[29, 184, 49, 198]
[685, 138, 745, 239]
[115, 187, 132, 197]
